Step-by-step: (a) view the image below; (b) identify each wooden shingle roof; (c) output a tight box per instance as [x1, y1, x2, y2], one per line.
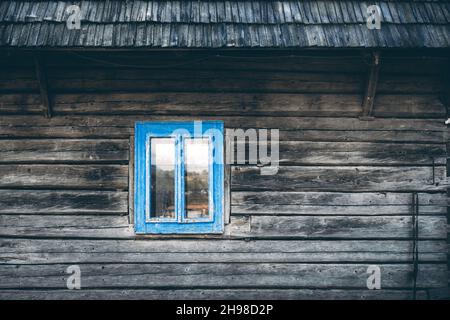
[0, 0, 449, 48]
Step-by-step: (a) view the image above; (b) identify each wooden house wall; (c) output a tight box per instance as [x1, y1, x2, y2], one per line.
[0, 50, 449, 299]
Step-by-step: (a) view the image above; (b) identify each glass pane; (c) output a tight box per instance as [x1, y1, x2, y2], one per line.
[150, 138, 175, 219]
[185, 138, 210, 219]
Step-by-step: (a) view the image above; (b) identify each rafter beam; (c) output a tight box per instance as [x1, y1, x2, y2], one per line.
[441, 64, 450, 124]
[34, 54, 52, 118]
[360, 51, 380, 120]
[443, 87, 450, 124]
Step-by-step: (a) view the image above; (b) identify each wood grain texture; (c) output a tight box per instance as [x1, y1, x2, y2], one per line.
[47, 93, 445, 118]
[2, 0, 450, 49]
[0, 239, 446, 264]
[0, 116, 445, 131]
[0, 215, 446, 240]
[0, 94, 42, 114]
[245, 216, 447, 239]
[0, 215, 133, 238]
[0, 288, 431, 300]
[0, 165, 128, 190]
[232, 192, 450, 206]
[278, 130, 446, 144]
[0, 125, 134, 139]
[2, 22, 449, 49]
[39, 69, 442, 94]
[231, 204, 447, 216]
[0, 49, 449, 299]
[44, 69, 364, 94]
[0, 190, 128, 214]
[231, 166, 446, 192]
[231, 191, 448, 215]
[0, 139, 129, 163]
[47, 92, 366, 117]
[0, 126, 445, 144]
[3, 1, 447, 26]
[0, 263, 446, 289]
[234, 141, 446, 165]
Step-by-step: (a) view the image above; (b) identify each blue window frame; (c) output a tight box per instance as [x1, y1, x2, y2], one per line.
[134, 121, 224, 234]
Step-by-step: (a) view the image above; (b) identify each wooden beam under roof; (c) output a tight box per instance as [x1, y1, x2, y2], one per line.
[360, 51, 380, 120]
[440, 63, 450, 123]
[34, 54, 52, 118]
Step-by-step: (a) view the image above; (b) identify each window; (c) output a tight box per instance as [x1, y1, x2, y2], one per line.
[134, 121, 224, 234]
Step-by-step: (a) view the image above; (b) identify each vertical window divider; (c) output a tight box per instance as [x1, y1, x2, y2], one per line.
[209, 135, 215, 216]
[177, 134, 185, 223]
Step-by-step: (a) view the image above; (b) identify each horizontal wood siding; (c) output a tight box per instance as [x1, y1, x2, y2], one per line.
[0, 50, 448, 300]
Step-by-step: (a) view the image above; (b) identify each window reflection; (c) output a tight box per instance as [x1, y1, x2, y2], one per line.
[185, 138, 210, 219]
[150, 138, 175, 219]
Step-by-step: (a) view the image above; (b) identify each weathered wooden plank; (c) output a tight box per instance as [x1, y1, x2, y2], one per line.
[59, 78, 344, 94]
[0, 63, 444, 118]
[427, 287, 450, 300]
[0, 125, 134, 139]
[235, 141, 446, 165]
[49, 92, 364, 117]
[0, 215, 445, 240]
[0, 116, 444, 132]
[128, 135, 134, 224]
[0, 263, 446, 289]
[0, 139, 129, 163]
[0, 61, 439, 94]
[233, 190, 448, 214]
[39, 93, 445, 118]
[0, 190, 128, 214]
[0, 288, 431, 300]
[377, 75, 444, 94]
[278, 130, 446, 144]
[0, 215, 133, 238]
[0, 78, 39, 92]
[0, 215, 248, 239]
[231, 166, 447, 192]
[0, 126, 445, 143]
[374, 95, 445, 118]
[42, 73, 363, 94]
[0, 165, 128, 190]
[46, 67, 362, 83]
[232, 204, 446, 216]
[0, 94, 42, 114]
[379, 57, 447, 76]
[0, 58, 360, 75]
[244, 216, 447, 239]
[232, 192, 450, 206]
[0, 69, 36, 81]
[0, 239, 446, 264]
[0, 73, 440, 97]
